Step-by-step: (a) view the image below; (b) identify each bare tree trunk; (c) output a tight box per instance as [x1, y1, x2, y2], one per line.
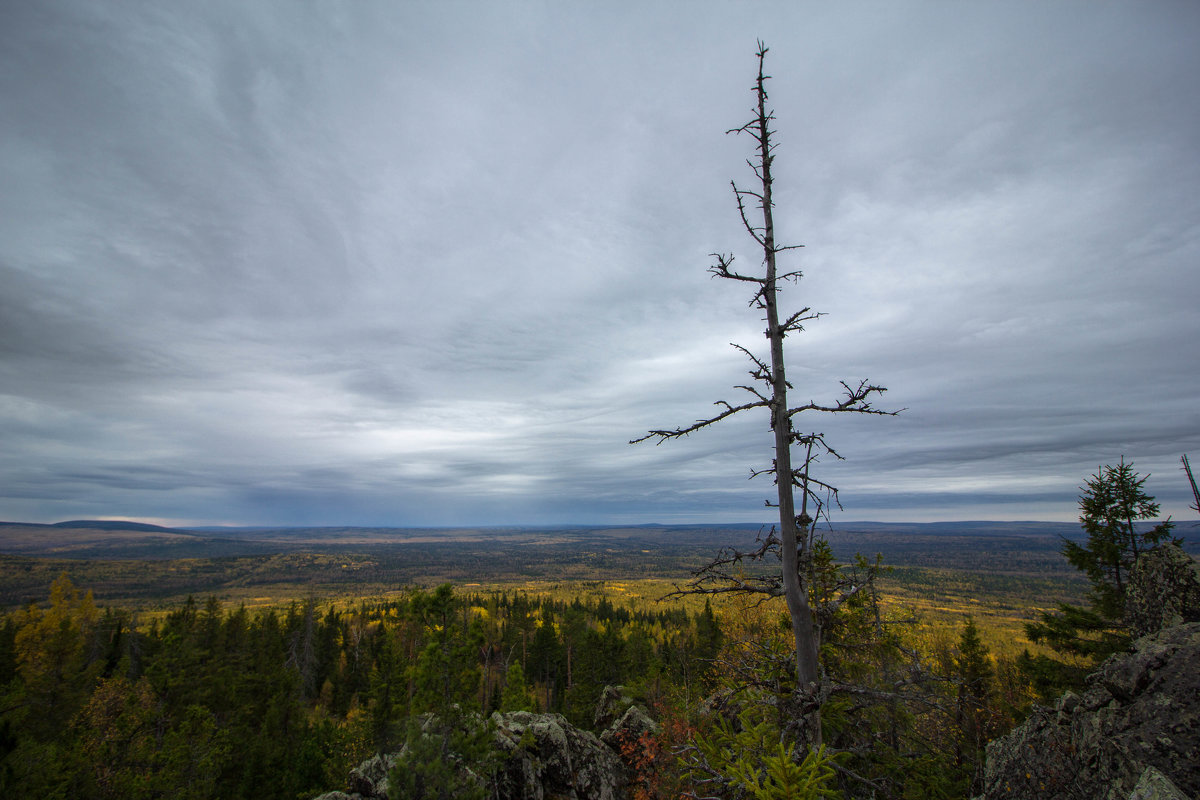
[633, 41, 894, 750]
[1184, 454, 1200, 517]
[751, 57, 821, 692]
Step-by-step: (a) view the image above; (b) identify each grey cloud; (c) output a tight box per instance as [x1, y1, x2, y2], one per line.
[2, 1, 1198, 527]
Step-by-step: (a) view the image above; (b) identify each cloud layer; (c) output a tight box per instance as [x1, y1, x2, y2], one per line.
[2, 2, 1198, 526]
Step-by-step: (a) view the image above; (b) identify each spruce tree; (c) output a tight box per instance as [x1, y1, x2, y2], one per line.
[1067, 457, 1177, 619]
[499, 660, 533, 712]
[1022, 458, 1178, 697]
[954, 617, 994, 793]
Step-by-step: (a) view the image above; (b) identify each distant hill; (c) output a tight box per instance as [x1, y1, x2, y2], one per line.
[0, 518, 1192, 608]
[0, 518, 1190, 564]
[52, 519, 190, 533]
[0, 520, 235, 560]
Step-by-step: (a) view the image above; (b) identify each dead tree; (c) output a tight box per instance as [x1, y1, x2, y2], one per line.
[632, 42, 895, 745]
[1184, 454, 1200, 518]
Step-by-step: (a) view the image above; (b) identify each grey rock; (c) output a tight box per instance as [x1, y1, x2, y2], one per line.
[492, 710, 626, 800]
[600, 703, 660, 751]
[593, 684, 636, 732]
[347, 752, 395, 799]
[1128, 766, 1190, 800]
[319, 708, 635, 800]
[1125, 544, 1200, 639]
[980, 622, 1200, 800]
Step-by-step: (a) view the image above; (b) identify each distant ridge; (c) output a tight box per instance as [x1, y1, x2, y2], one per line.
[0, 519, 1191, 566]
[51, 519, 187, 533]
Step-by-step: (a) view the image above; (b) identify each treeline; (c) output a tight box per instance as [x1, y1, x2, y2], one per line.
[0, 568, 1069, 798]
[0, 459, 1175, 799]
[0, 576, 722, 799]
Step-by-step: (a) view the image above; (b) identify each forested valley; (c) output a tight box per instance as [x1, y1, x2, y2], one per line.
[2, 475, 1197, 800]
[1, 560, 1043, 799]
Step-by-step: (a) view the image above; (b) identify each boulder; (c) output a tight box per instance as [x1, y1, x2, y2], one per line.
[492, 710, 626, 800]
[1128, 766, 1190, 800]
[1124, 544, 1200, 639]
[979, 621, 1200, 800]
[316, 709, 631, 800]
[347, 752, 396, 799]
[600, 704, 659, 751]
[593, 684, 636, 732]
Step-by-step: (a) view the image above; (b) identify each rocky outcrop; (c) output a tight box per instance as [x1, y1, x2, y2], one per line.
[1124, 544, 1200, 639]
[980, 546, 1200, 800]
[600, 704, 659, 751]
[1129, 766, 1191, 800]
[315, 692, 650, 800]
[346, 753, 396, 798]
[980, 621, 1200, 799]
[593, 684, 637, 732]
[490, 710, 626, 800]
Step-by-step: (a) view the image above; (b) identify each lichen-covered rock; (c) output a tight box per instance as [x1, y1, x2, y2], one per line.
[316, 709, 631, 800]
[1125, 544, 1200, 639]
[1129, 766, 1190, 800]
[980, 622, 1200, 800]
[346, 752, 395, 799]
[600, 703, 659, 750]
[593, 684, 637, 732]
[492, 710, 626, 800]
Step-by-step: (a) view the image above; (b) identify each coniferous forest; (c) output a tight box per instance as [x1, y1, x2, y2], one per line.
[0, 560, 1047, 799]
[0, 576, 729, 799]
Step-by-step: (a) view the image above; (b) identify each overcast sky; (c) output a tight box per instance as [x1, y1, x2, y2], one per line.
[2, 2, 1198, 528]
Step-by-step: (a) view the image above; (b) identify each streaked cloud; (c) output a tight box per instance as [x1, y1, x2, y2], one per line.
[1, 2, 1197, 526]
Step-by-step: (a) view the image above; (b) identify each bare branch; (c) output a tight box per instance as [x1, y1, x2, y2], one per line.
[732, 182, 767, 247]
[630, 398, 767, 444]
[794, 471, 841, 496]
[748, 464, 776, 481]
[780, 307, 818, 335]
[734, 384, 772, 406]
[729, 342, 773, 383]
[707, 253, 761, 284]
[788, 380, 900, 418]
[791, 431, 844, 460]
[662, 528, 786, 602]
